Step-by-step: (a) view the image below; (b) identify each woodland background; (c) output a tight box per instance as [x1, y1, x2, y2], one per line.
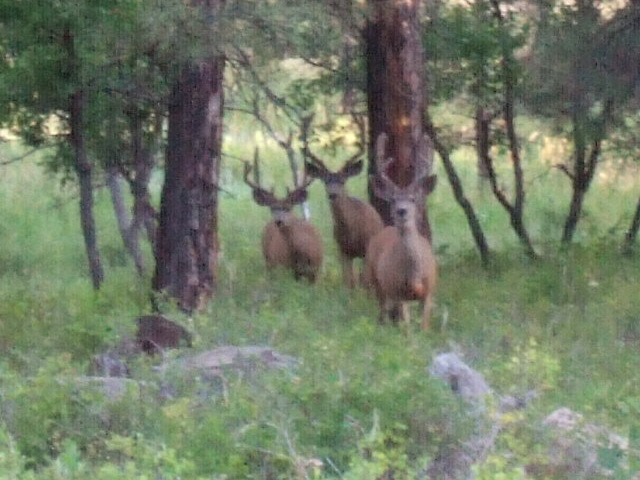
[2, 0, 640, 479]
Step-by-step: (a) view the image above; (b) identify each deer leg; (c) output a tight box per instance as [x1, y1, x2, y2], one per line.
[421, 293, 433, 331]
[340, 254, 355, 288]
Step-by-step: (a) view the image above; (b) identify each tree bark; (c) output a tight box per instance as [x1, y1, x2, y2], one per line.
[70, 89, 105, 290]
[365, 0, 432, 239]
[153, 30, 224, 312]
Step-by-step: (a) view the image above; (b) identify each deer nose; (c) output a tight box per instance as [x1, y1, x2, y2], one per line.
[275, 219, 284, 227]
[328, 193, 337, 201]
[396, 207, 407, 217]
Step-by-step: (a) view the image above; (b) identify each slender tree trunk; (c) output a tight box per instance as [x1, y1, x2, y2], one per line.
[561, 105, 607, 247]
[106, 165, 145, 276]
[70, 90, 104, 290]
[475, 106, 492, 182]
[622, 195, 640, 255]
[129, 111, 158, 259]
[425, 114, 492, 267]
[153, 8, 224, 312]
[484, 0, 538, 259]
[365, 0, 432, 239]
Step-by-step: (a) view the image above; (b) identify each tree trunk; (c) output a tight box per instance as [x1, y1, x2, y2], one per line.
[425, 114, 492, 267]
[475, 106, 492, 182]
[153, 36, 224, 312]
[365, 0, 432, 239]
[106, 165, 145, 276]
[70, 89, 105, 290]
[622, 195, 640, 255]
[560, 103, 608, 247]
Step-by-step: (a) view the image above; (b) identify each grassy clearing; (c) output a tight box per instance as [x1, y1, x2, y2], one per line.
[1, 138, 640, 478]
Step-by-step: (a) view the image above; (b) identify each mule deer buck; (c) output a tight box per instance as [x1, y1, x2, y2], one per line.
[304, 142, 384, 288]
[364, 133, 438, 330]
[243, 158, 323, 283]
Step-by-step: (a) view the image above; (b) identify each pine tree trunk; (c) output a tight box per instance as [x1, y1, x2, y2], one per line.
[365, 0, 432, 239]
[153, 51, 224, 313]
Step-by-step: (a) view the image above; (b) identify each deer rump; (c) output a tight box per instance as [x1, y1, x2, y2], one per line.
[262, 218, 323, 282]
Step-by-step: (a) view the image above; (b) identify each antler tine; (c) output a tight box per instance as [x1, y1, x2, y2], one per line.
[411, 133, 435, 186]
[243, 148, 272, 194]
[300, 114, 330, 172]
[374, 132, 397, 188]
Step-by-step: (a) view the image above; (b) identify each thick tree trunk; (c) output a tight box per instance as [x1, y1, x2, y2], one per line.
[365, 0, 432, 239]
[153, 53, 224, 313]
[70, 90, 104, 290]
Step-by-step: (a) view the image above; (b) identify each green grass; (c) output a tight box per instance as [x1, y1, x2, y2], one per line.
[1, 137, 640, 478]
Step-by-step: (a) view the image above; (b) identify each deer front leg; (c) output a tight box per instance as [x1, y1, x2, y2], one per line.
[421, 292, 433, 331]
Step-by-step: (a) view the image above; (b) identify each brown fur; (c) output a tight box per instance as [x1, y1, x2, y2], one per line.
[305, 158, 384, 287]
[262, 215, 323, 282]
[364, 132, 438, 330]
[244, 160, 323, 283]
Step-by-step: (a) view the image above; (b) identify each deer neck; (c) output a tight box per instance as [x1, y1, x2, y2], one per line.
[329, 194, 351, 224]
[397, 225, 425, 280]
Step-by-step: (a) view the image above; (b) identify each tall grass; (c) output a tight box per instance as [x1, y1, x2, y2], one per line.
[1, 134, 640, 478]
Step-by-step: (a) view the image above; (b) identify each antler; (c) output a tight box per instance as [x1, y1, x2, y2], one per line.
[410, 133, 434, 188]
[243, 149, 276, 200]
[374, 133, 400, 193]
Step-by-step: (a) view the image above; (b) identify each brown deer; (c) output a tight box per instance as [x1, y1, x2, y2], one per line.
[364, 133, 438, 330]
[304, 145, 384, 288]
[243, 160, 323, 283]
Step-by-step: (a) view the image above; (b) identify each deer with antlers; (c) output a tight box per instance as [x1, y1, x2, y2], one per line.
[364, 133, 438, 330]
[303, 134, 384, 288]
[243, 155, 323, 283]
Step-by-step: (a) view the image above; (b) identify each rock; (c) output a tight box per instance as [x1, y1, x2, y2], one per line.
[135, 315, 192, 355]
[526, 407, 629, 478]
[182, 346, 299, 378]
[429, 352, 493, 406]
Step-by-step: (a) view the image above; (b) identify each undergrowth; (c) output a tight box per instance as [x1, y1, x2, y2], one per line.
[1, 141, 640, 479]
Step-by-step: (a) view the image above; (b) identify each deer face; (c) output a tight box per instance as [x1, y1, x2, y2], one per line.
[305, 157, 364, 202]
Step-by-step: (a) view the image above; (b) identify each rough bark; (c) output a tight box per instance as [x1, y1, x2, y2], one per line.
[365, 0, 432, 239]
[153, 48, 224, 313]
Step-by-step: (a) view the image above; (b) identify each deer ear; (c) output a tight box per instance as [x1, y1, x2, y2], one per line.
[422, 174, 437, 195]
[287, 188, 308, 205]
[252, 189, 273, 207]
[341, 158, 363, 177]
[304, 161, 325, 180]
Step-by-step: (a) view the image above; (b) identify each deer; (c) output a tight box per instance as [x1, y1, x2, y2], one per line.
[303, 141, 384, 288]
[243, 157, 323, 283]
[364, 132, 438, 330]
